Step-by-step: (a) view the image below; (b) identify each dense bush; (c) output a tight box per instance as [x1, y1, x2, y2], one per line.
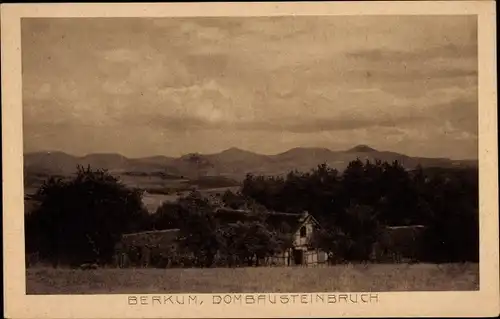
[218, 221, 291, 267]
[151, 202, 182, 230]
[25, 165, 149, 267]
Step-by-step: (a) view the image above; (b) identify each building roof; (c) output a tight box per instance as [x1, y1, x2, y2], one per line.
[375, 224, 428, 259]
[214, 208, 312, 233]
[117, 210, 316, 249]
[378, 225, 427, 249]
[385, 225, 426, 230]
[118, 228, 180, 249]
[264, 212, 309, 233]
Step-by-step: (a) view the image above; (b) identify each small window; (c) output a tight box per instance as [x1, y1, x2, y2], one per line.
[300, 226, 307, 237]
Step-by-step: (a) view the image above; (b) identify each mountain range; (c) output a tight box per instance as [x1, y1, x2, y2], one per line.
[24, 145, 478, 182]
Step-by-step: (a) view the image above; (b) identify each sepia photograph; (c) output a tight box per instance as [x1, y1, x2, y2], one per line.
[2, 2, 498, 318]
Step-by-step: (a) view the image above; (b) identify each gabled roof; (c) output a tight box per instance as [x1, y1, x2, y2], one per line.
[265, 212, 314, 234]
[213, 208, 317, 234]
[294, 212, 322, 232]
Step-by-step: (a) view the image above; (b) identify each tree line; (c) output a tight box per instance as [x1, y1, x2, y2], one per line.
[239, 160, 478, 262]
[25, 159, 479, 268]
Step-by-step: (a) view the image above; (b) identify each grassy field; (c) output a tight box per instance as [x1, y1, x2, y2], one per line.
[26, 263, 479, 294]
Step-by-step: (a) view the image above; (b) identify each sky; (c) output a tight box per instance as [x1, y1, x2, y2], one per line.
[22, 16, 478, 159]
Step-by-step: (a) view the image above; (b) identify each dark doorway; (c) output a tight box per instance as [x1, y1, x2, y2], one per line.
[293, 249, 304, 265]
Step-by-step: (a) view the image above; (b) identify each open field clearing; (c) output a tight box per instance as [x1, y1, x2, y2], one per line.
[200, 186, 241, 196]
[141, 186, 241, 213]
[26, 263, 479, 294]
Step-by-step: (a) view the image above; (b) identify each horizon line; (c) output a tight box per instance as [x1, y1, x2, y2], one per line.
[23, 145, 479, 162]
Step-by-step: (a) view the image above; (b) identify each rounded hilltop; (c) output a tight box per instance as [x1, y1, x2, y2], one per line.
[346, 144, 378, 153]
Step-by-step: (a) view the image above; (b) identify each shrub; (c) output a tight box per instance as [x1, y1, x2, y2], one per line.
[25, 165, 149, 267]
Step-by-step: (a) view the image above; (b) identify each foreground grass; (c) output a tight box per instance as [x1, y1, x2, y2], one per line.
[26, 263, 479, 294]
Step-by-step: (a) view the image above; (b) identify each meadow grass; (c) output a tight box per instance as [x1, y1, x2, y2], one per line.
[26, 263, 479, 294]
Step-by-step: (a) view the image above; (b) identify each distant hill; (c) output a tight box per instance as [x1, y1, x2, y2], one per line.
[24, 151, 179, 175]
[24, 145, 478, 182]
[24, 151, 80, 175]
[346, 144, 378, 153]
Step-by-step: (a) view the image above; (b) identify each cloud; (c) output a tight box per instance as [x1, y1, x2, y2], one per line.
[133, 109, 429, 134]
[248, 115, 428, 133]
[21, 16, 478, 159]
[101, 48, 144, 63]
[347, 43, 477, 62]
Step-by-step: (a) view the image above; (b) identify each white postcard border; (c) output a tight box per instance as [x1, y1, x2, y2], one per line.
[2, 2, 498, 318]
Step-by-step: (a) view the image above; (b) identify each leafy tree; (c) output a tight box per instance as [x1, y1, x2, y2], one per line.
[25, 165, 148, 267]
[310, 226, 351, 263]
[342, 203, 382, 260]
[221, 190, 266, 212]
[221, 190, 243, 209]
[421, 168, 479, 262]
[175, 191, 221, 267]
[153, 202, 182, 230]
[241, 174, 286, 212]
[313, 203, 382, 262]
[219, 221, 286, 266]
